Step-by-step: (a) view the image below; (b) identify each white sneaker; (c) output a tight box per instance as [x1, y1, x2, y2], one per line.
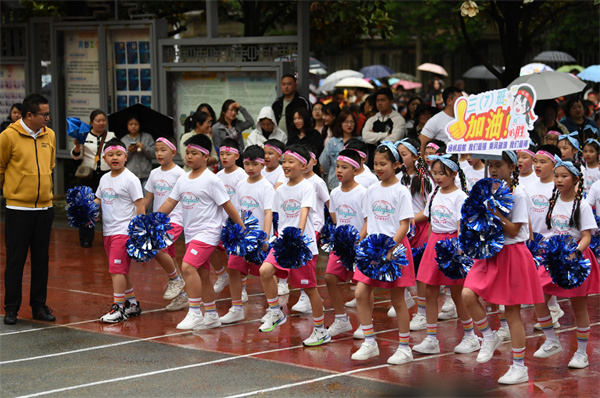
[534, 306, 565, 330]
[259, 310, 286, 332]
[405, 294, 415, 309]
[351, 342, 379, 360]
[277, 282, 290, 295]
[413, 336, 440, 354]
[193, 312, 221, 330]
[388, 347, 414, 365]
[498, 365, 529, 385]
[219, 307, 245, 324]
[303, 328, 331, 346]
[291, 294, 312, 313]
[454, 335, 481, 354]
[410, 313, 427, 331]
[438, 307, 457, 320]
[176, 312, 204, 330]
[260, 309, 271, 323]
[328, 317, 352, 337]
[353, 326, 364, 339]
[533, 339, 563, 358]
[387, 306, 396, 317]
[213, 274, 229, 294]
[568, 351, 589, 369]
[497, 326, 511, 342]
[166, 294, 189, 311]
[100, 304, 127, 323]
[242, 289, 248, 303]
[476, 332, 501, 363]
[344, 298, 357, 308]
[163, 278, 185, 300]
[441, 294, 455, 313]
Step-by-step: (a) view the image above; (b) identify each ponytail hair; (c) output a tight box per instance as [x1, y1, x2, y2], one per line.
[545, 185, 559, 230]
[397, 138, 434, 197]
[184, 111, 211, 133]
[502, 151, 520, 192]
[427, 186, 441, 223]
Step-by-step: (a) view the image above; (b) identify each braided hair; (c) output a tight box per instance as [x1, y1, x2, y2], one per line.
[502, 151, 520, 192]
[545, 159, 583, 230]
[397, 138, 433, 196]
[427, 153, 468, 222]
[545, 185, 559, 230]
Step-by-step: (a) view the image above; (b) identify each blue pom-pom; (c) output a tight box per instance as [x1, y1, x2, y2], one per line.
[526, 232, 545, 269]
[356, 234, 408, 282]
[331, 225, 360, 271]
[435, 238, 473, 280]
[590, 216, 600, 260]
[221, 212, 265, 257]
[126, 212, 174, 262]
[272, 227, 314, 269]
[411, 242, 427, 274]
[406, 223, 416, 240]
[65, 186, 100, 228]
[272, 212, 279, 233]
[459, 219, 504, 259]
[319, 220, 336, 252]
[541, 235, 591, 289]
[244, 239, 270, 265]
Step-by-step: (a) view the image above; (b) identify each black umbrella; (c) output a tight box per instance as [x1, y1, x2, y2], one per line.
[533, 51, 576, 64]
[108, 103, 174, 140]
[463, 65, 503, 80]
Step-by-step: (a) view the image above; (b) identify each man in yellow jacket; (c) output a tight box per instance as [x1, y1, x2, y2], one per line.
[0, 93, 56, 325]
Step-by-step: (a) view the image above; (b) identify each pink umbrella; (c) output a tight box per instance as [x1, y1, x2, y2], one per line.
[393, 80, 423, 90]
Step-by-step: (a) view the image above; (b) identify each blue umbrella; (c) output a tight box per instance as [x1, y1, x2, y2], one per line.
[66, 117, 91, 144]
[578, 65, 600, 83]
[359, 65, 395, 80]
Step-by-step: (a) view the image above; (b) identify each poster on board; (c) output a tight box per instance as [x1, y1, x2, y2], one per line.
[0, 65, 26, 117]
[445, 84, 538, 156]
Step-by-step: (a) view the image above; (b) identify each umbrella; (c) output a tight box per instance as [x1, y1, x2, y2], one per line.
[556, 65, 585, 73]
[508, 71, 587, 100]
[317, 69, 363, 93]
[520, 63, 554, 76]
[66, 117, 91, 144]
[108, 103, 174, 140]
[359, 65, 395, 80]
[578, 65, 600, 83]
[533, 51, 576, 64]
[390, 72, 418, 82]
[392, 80, 423, 90]
[335, 77, 374, 90]
[463, 65, 503, 80]
[417, 63, 448, 76]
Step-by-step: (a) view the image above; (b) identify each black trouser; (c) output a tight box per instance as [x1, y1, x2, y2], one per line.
[78, 169, 104, 245]
[4, 208, 54, 312]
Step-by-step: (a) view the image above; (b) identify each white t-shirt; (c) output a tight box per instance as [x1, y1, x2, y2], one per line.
[550, 197, 597, 240]
[424, 189, 467, 234]
[584, 165, 600, 193]
[365, 181, 414, 237]
[272, 179, 318, 255]
[169, 169, 230, 245]
[518, 171, 538, 193]
[354, 166, 379, 188]
[329, 184, 367, 231]
[96, 168, 144, 236]
[503, 185, 532, 245]
[217, 167, 247, 217]
[420, 111, 454, 143]
[464, 167, 485, 191]
[145, 165, 185, 227]
[396, 171, 432, 213]
[307, 174, 330, 232]
[586, 179, 600, 216]
[262, 165, 284, 187]
[237, 177, 275, 232]
[526, 179, 555, 238]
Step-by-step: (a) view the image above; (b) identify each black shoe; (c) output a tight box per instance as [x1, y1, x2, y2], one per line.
[4, 310, 17, 325]
[80, 241, 93, 248]
[32, 305, 56, 322]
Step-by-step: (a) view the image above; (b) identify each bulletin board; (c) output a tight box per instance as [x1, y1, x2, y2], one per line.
[0, 64, 26, 118]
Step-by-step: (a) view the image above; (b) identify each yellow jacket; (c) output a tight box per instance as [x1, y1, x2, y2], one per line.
[0, 121, 56, 208]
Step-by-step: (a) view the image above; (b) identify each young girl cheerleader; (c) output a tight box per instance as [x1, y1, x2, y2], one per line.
[325, 149, 367, 337]
[516, 140, 538, 191]
[258, 145, 331, 346]
[462, 150, 545, 385]
[582, 138, 600, 193]
[541, 157, 600, 368]
[143, 136, 187, 311]
[423, 139, 446, 169]
[558, 132, 581, 161]
[413, 153, 481, 355]
[463, 154, 485, 191]
[94, 138, 145, 323]
[343, 138, 379, 188]
[391, 138, 434, 322]
[351, 142, 416, 364]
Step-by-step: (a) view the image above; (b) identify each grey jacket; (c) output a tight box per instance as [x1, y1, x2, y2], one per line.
[121, 132, 155, 179]
[212, 107, 254, 151]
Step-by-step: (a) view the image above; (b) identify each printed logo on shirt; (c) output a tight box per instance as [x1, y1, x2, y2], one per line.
[240, 196, 259, 211]
[551, 215, 570, 235]
[282, 199, 301, 217]
[431, 205, 452, 224]
[225, 184, 236, 199]
[585, 176, 597, 190]
[530, 195, 549, 212]
[337, 205, 357, 222]
[153, 179, 173, 196]
[101, 188, 119, 204]
[372, 200, 395, 220]
[180, 192, 200, 209]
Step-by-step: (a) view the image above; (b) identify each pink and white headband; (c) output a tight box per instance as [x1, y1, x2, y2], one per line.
[244, 157, 265, 164]
[265, 144, 282, 155]
[220, 146, 239, 154]
[337, 155, 360, 169]
[156, 137, 176, 151]
[284, 150, 307, 165]
[344, 146, 366, 159]
[426, 142, 440, 150]
[187, 144, 209, 155]
[536, 150, 557, 162]
[547, 130, 561, 136]
[517, 149, 536, 158]
[104, 145, 126, 155]
[309, 151, 316, 161]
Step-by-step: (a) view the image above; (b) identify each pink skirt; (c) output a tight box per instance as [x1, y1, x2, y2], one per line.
[353, 235, 416, 289]
[325, 251, 354, 282]
[417, 231, 464, 286]
[409, 221, 429, 250]
[464, 243, 544, 305]
[539, 247, 600, 297]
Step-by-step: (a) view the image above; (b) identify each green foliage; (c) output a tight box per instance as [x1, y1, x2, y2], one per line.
[544, 2, 599, 60]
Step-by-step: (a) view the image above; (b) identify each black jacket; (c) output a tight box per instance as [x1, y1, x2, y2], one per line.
[271, 92, 312, 134]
